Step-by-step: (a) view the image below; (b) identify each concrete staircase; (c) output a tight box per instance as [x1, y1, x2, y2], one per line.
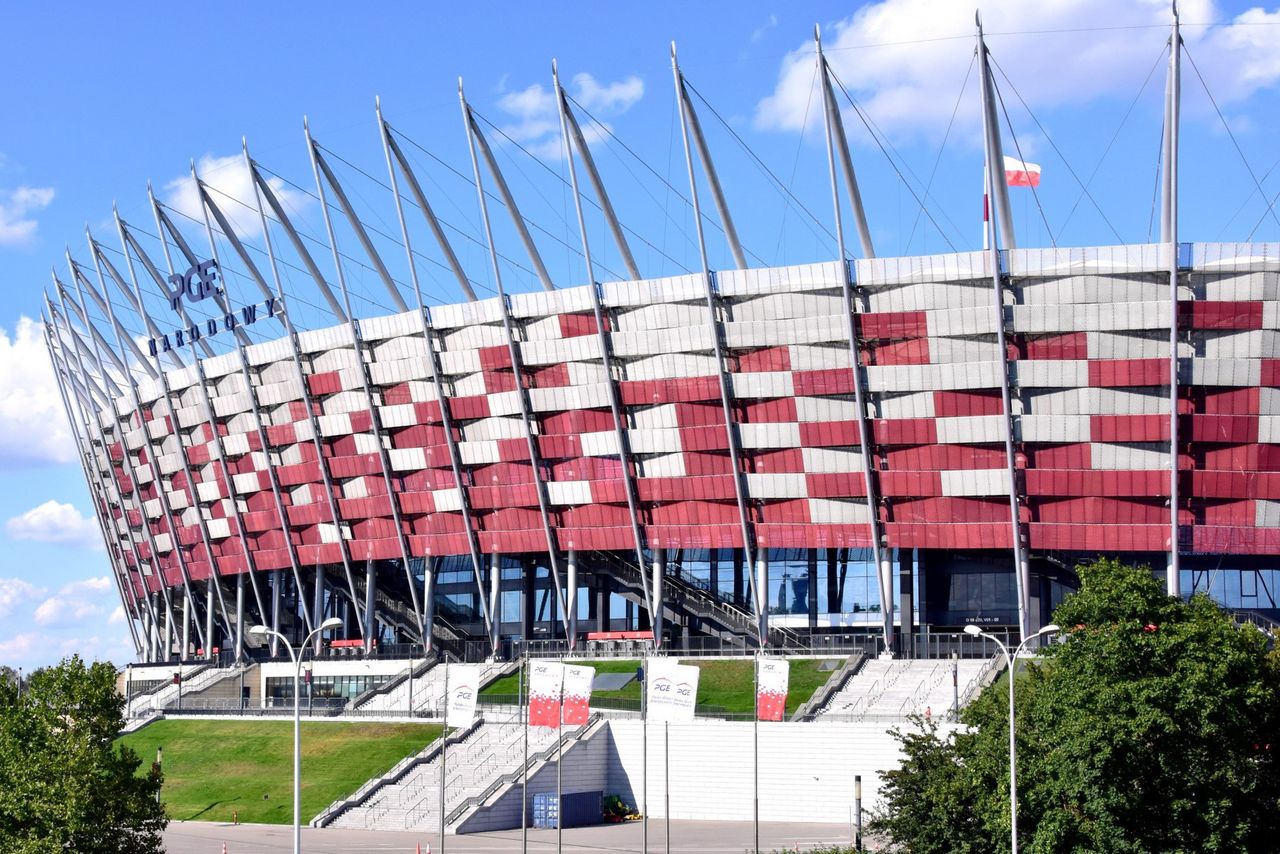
[817, 656, 997, 720]
[323, 711, 587, 832]
[352, 659, 514, 716]
[166, 664, 260, 711]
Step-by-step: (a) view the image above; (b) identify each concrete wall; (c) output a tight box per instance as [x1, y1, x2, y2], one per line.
[456, 717, 961, 831]
[457, 723, 613, 833]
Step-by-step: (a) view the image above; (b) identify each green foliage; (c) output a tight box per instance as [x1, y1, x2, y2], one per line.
[118, 719, 442, 824]
[872, 558, 1280, 853]
[0, 656, 167, 854]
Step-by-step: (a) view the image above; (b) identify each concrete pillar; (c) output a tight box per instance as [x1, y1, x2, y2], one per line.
[899, 549, 914, 657]
[181, 592, 191, 662]
[235, 572, 245, 664]
[313, 565, 326, 656]
[269, 570, 282, 655]
[567, 551, 578, 648]
[489, 552, 501, 653]
[422, 557, 437, 655]
[756, 550, 769, 643]
[594, 575, 610, 633]
[652, 549, 666, 647]
[205, 584, 215, 661]
[364, 562, 377, 653]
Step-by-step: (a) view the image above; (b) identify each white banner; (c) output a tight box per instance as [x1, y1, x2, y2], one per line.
[645, 658, 699, 723]
[529, 660, 565, 728]
[756, 657, 790, 721]
[562, 664, 596, 726]
[445, 664, 481, 728]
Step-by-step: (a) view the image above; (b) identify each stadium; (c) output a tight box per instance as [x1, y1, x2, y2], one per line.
[45, 18, 1280, 671]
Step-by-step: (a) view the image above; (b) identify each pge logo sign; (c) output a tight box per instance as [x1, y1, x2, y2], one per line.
[167, 260, 222, 310]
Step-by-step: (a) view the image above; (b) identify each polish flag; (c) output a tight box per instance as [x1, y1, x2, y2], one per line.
[1003, 155, 1041, 187]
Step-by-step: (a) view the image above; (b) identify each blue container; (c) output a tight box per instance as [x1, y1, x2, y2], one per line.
[529, 791, 602, 829]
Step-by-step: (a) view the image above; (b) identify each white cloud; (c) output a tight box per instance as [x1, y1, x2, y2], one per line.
[0, 632, 40, 663]
[108, 604, 125, 624]
[752, 13, 779, 44]
[163, 153, 310, 240]
[0, 317, 77, 468]
[0, 577, 45, 620]
[6, 500, 103, 550]
[495, 72, 644, 160]
[0, 186, 55, 248]
[756, 0, 1280, 138]
[33, 576, 113, 627]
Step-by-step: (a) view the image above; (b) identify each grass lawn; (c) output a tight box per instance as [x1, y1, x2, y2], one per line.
[481, 657, 840, 716]
[118, 719, 441, 824]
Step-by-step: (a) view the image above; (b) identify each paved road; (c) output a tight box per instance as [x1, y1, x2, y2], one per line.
[164, 819, 858, 853]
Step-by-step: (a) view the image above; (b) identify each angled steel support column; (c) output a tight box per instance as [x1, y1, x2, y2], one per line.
[119, 209, 271, 641]
[979, 76, 1031, 642]
[242, 139, 365, 643]
[148, 188, 315, 641]
[304, 118, 422, 644]
[89, 236, 191, 367]
[816, 28, 875, 260]
[817, 27, 893, 650]
[557, 85, 642, 280]
[81, 238, 226, 657]
[553, 60, 655, 632]
[54, 314, 118, 403]
[308, 136, 409, 312]
[378, 101, 493, 647]
[671, 43, 763, 644]
[977, 14, 1016, 252]
[44, 313, 144, 656]
[380, 111, 477, 301]
[47, 299, 156, 648]
[54, 279, 184, 658]
[1162, 6, 1183, 598]
[463, 101, 556, 292]
[461, 79, 571, 646]
[66, 261, 161, 382]
[673, 56, 748, 271]
[247, 157, 349, 322]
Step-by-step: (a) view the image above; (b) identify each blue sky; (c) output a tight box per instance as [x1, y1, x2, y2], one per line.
[1, 0, 1278, 670]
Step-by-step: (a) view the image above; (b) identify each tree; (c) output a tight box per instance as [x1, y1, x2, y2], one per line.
[0, 656, 167, 853]
[871, 558, 1280, 853]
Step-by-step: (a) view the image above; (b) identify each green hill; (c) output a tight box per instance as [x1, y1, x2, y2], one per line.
[118, 719, 441, 825]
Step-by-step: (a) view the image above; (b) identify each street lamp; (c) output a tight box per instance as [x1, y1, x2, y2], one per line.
[248, 617, 342, 854]
[963, 623, 1060, 854]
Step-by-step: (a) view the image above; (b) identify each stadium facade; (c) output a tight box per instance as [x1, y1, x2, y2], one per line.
[44, 19, 1280, 664]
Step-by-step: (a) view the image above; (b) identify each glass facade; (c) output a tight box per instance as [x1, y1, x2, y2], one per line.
[265, 674, 391, 701]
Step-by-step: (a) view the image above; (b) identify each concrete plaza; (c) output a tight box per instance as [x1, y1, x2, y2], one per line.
[164, 818, 858, 853]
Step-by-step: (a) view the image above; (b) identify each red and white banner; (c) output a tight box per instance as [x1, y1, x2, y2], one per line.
[755, 657, 790, 722]
[561, 664, 595, 726]
[645, 658, 699, 723]
[528, 660, 564, 728]
[1003, 155, 1041, 187]
[445, 664, 481, 728]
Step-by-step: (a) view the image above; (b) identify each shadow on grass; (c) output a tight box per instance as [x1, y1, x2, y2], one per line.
[180, 797, 243, 822]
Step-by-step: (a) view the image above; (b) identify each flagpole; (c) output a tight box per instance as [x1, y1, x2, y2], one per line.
[520, 653, 528, 854]
[557, 653, 564, 854]
[753, 651, 759, 854]
[642, 657, 648, 854]
[439, 659, 448, 854]
[664, 720, 671, 854]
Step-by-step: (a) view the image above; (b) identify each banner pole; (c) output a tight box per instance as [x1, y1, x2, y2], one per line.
[664, 721, 671, 854]
[753, 652, 759, 854]
[440, 659, 448, 854]
[521, 654, 528, 854]
[642, 657, 648, 854]
[557, 654, 564, 854]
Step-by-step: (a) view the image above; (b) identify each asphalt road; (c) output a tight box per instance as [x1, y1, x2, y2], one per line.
[164, 818, 859, 853]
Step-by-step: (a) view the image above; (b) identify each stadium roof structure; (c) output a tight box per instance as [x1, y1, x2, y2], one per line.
[41, 12, 1280, 665]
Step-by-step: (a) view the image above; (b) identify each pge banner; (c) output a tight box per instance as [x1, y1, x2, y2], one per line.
[445, 664, 481, 728]
[645, 658, 699, 723]
[561, 664, 596, 726]
[755, 657, 790, 721]
[528, 660, 565, 728]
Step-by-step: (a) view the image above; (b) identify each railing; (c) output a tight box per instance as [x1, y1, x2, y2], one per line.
[311, 717, 483, 828]
[444, 713, 605, 827]
[792, 652, 866, 721]
[351, 657, 438, 710]
[958, 653, 1004, 710]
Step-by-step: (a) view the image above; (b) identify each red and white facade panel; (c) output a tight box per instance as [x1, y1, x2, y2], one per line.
[83, 243, 1280, 602]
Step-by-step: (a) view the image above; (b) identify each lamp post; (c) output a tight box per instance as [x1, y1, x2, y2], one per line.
[249, 617, 343, 854]
[963, 623, 1059, 854]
